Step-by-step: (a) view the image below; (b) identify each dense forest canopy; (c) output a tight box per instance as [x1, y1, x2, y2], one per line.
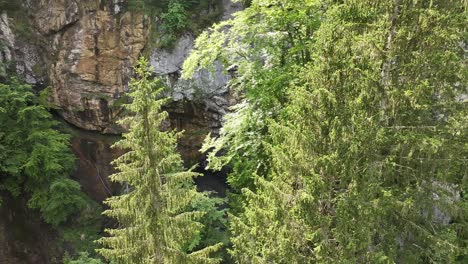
[0, 0, 466, 263]
[0, 79, 104, 261]
[184, 0, 467, 262]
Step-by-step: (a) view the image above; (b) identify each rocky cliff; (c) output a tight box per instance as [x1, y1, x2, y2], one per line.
[1, 0, 241, 136]
[0, 1, 242, 262]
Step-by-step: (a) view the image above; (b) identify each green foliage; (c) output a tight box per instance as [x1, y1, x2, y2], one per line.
[0, 78, 85, 226]
[127, 0, 167, 12]
[1, 1, 36, 41]
[128, 0, 223, 48]
[201, 103, 270, 191]
[38, 87, 58, 110]
[98, 57, 221, 263]
[0, 0, 21, 12]
[191, 194, 229, 259]
[110, 94, 131, 110]
[28, 178, 87, 226]
[63, 252, 104, 264]
[159, 0, 189, 47]
[184, 0, 320, 208]
[185, 0, 467, 263]
[59, 201, 103, 256]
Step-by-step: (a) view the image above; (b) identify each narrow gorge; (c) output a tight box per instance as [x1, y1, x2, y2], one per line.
[1, 1, 465, 263]
[0, 0, 241, 262]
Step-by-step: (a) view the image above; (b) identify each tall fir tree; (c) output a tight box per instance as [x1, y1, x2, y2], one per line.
[229, 0, 467, 263]
[98, 57, 221, 264]
[185, 0, 467, 262]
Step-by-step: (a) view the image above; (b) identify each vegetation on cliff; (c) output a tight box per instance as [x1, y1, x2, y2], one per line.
[0, 0, 466, 263]
[0, 78, 104, 262]
[0, 79, 87, 225]
[128, 0, 223, 48]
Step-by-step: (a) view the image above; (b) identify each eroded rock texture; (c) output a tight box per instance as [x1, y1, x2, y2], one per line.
[149, 0, 242, 163]
[0, 0, 244, 183]
[70, 127, 124, 202]
[1, 0, 242, 137]
[1, 0, 149, 133]
[0, 1, 243, 262]
[150, 33, 239, 164]
[50, 9, 149, 133]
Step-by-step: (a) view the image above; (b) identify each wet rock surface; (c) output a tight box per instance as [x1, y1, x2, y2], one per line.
[69, 127, 123, 202]
[0, 193, 59, 264]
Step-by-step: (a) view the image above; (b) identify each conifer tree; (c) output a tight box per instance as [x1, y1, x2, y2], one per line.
[98, 57, 221, 264]
[0, 78, 87, 226]
[185, 0, 467, 262]
[229, 0, 467, 263]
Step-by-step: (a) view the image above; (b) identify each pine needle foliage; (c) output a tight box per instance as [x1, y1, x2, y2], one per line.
[97, 57, 221, 264]
[185, 0, 467, 263]
[230, 0, 467, 263]
[0, 78, 86, 226]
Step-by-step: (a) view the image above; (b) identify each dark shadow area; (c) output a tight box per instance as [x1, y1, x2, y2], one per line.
[195, 167, 230, 197]
[0, 192, 60, 264]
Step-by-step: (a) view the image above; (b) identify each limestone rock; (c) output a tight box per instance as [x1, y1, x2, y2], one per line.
[0, 13, 14, 63]
[0, 12, 47, 84]
[34, 0, 80, 35]
[3, 0, 241, 137]
[221, 0, 243, 20]
[148, 0, 242, 164]
[150, 34, 235, 164]
[150, 34, 194, 75]
[50, 9, 149, 132]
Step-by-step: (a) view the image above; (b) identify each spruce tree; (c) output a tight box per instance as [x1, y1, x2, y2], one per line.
[229, 0, 467, 263]
[98, 57, 221, 264]
[185, 0, 467, 262]
[0, 78, 87, 226]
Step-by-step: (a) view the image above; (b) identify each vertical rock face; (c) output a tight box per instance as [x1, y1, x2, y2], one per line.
[33, 0, 80, 35]
[0, 13, 14, 66]
[150, 33, 237, 136]
[1, 0, 149, 133]
[1, 0, 243, 161]
[150, 0, 242, 164]
[70, 128, 123, 202]
[1, 0, 242, 136]
[0, 11, 46, 85]
[50, 9, 148, 133]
